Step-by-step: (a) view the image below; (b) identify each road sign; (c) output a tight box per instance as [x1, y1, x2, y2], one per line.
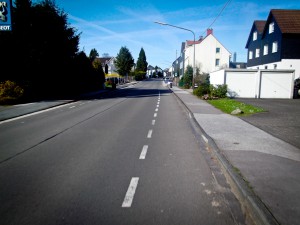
[0, 0, 12, 31]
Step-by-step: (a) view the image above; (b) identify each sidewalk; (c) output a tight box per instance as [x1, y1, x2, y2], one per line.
[0, 82, 137, 122]
[171, 85, 300, 225]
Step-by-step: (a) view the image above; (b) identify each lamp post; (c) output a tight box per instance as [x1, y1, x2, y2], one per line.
[154, 21, 196, 88]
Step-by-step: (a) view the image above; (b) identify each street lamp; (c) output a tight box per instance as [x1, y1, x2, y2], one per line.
[154, 21, 196, 88]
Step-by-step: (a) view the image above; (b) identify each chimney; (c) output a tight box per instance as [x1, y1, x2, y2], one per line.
[199, 36, 204, 41]
[207, 28, 213, 36]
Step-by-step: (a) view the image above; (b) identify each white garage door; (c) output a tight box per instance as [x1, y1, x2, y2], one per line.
[260, 72, 294, 98]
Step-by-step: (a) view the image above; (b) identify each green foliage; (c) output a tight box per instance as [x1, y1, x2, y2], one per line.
[115, 46, 135, 76]
[193, 83, 210, 96]
[193, 84, 228, 99]
[89, 48, 99, 62]
[133, 71, 146, 81]
[210, 84, 228, 98]
[183, 65, 193, 88]
[0, 81, 24, 104]
[207, 99, 266, 115]
[136, 48, 148, 72]
[0, 0, 105, 98]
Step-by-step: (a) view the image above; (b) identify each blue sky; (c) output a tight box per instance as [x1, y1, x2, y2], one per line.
[39, 0, 300, 69]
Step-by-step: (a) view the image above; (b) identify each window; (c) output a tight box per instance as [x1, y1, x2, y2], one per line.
[255, 48, 260, 58]
[272, 41, 278, 53]
[253, 31, 257, 41]
[215, 59, 220, 66]
[216, 47, 220, 53]
[263, 44, 268, 55]
[249, 51, 253, 60]
[274, 64, 277, 69]
[269, 22, 274, 34]
[265, 66, 268, 69]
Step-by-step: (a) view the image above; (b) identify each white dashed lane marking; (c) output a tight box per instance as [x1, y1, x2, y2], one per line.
[152, 120, 155, 125]
[139, 145, 148, 159]
[147, 130, 153, 138]
[122, 177, 139, 208]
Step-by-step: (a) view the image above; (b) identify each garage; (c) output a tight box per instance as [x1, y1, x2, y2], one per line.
[260, 71, 295, 98]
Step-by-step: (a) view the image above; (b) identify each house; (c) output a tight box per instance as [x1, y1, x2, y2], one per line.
[94, 57, 118, 75]
[246, 9, 300, 79]
[147, 65, 163, 77]
[182, 29, 231, 74]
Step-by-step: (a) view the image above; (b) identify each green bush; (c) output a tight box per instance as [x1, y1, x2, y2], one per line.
[193, 83, 210, 96]
[134, 71, 146, 81]
[210, 84, 228, 98]
[193, 83, 228, 99]
[0, 81, 24, 104]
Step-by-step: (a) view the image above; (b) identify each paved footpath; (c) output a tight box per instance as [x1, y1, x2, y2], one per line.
[170, 85, 300, 225]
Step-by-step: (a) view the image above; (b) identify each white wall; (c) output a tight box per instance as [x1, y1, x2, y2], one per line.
[210, 69, 226, 84]
[210, 69, 295, 99]
[184, 35, 231, 74]
[247, 59, 300, 80]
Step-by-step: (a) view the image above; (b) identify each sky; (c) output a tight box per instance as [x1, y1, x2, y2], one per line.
[35, 0, 300, 69]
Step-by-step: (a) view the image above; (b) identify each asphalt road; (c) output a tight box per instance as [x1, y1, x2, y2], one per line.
[0, 80, 245, 225]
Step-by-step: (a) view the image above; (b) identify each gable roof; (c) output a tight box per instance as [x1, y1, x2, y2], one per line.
[269, 9, 300, 34]
[245, 20, 266, 48]
[255, 20, 267, 33]
[95, 57, 114, 66]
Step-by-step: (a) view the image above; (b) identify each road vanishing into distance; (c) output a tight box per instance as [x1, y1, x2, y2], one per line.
[0, 79, 246, 225]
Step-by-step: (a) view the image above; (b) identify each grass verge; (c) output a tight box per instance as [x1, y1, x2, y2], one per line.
[207, 98, 266, 116]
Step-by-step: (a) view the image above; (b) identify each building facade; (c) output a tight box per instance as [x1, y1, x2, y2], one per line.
[246, 9, 300, 79]
[183, 29, 231, 74]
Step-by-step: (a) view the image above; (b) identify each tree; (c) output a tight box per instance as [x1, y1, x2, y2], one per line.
[115, 46, 134, 77]
[183, 65, 193, 88]
[89, 48, 99, 62]
[0, 0, 106, 99]
[136, 48, 148, 72]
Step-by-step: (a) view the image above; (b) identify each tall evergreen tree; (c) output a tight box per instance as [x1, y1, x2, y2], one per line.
[115, 46, 134, 76]
[136, 47, 148, 72]
[89, 48, 99, 62]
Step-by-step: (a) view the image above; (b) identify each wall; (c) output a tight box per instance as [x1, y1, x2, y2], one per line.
[210, 69, 295, 99]
[184, 35, 231, 74]
[247, 59, 300, 80]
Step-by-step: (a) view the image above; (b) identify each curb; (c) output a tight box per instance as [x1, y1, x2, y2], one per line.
[170, 86, 280, 225]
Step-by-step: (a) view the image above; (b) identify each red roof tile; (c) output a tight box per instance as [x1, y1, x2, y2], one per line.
[254, 20, 266, 33]
[271, 9, 300, 33]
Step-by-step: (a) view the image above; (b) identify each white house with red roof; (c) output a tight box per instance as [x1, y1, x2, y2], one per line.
[183, 29, 231, 74]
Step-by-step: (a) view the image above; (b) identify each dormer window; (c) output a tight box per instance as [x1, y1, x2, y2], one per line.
[253, 31, 257, 41]
[269, 22, 274, 34]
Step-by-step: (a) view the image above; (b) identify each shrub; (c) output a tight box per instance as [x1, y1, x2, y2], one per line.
[193, 83, 228, 99]
[0, 81, 24, 104]
[193, 83, 210, 96]
[210, 84, 228, 98]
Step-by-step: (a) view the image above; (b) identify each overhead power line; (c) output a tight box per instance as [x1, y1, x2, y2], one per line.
[200, 0, 232, 36]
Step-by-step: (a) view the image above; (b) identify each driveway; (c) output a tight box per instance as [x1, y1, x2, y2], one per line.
[235, 98, 300, 149]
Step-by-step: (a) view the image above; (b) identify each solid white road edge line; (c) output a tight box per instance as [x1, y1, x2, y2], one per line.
[202, 134, 208, 143]
[0, 102, 75, 125]
[122, 177, 139, 208]
[139, 145, 148, 159]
